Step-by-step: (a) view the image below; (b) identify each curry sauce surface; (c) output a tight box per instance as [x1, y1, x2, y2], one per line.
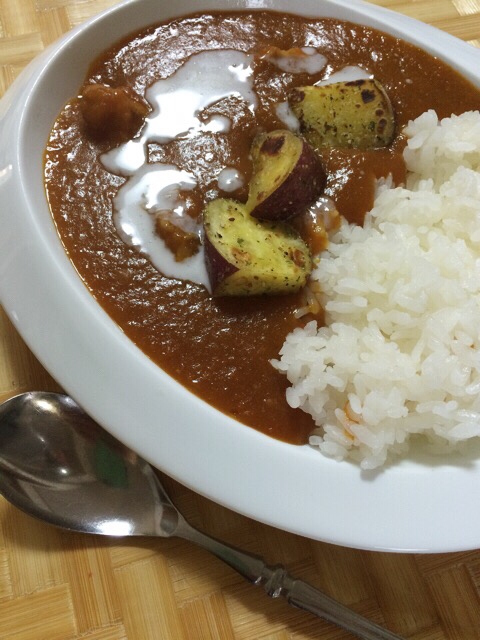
[45, 11, 480, 443]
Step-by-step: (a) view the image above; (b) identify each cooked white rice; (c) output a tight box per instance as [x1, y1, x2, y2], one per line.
[272, 110, 480, 469]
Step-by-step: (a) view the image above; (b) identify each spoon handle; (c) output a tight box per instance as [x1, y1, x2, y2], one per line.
[178, 523, 403, 640]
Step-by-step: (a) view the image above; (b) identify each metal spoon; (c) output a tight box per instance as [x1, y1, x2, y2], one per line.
[0, 391, 403, 640]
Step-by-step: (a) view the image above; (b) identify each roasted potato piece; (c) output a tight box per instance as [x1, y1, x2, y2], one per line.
[247, 130, 326, 221]
[289, 79, 395, 150]
[203, 198, 312, 296]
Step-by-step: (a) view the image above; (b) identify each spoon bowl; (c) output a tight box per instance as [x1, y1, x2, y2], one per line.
[0, 391, 179, 537]
[0, 391, 402, 640]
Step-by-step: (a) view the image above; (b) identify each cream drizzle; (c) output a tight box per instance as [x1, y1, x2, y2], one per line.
[267, 47, 327, 75]
[102, 50, 256, 287]
[113, 164, 211, 287]
[217, 167, 244, 192]
[316, 65, 371, 86]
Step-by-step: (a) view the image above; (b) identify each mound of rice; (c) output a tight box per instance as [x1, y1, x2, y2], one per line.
[272, 110, 480, 469]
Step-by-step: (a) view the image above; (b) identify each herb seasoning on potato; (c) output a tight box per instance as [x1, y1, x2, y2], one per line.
[290, 79, 395, 150]
[204, 198, 312, 296]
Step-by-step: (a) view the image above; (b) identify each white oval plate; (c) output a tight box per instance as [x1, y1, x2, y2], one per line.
[1, 0, 480, 553]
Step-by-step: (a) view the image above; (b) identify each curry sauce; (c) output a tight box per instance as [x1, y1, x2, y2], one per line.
[45, 11, 480, 443]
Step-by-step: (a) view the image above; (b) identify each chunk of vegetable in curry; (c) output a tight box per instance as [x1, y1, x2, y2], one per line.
[79, 83, 148, 144]
[289, 79, 395, 150]
[247, 129, 326, 221]
[203, 198, 312, 296]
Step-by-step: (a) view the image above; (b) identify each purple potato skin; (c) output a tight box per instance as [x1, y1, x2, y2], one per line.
[203, 232, 239, 294]
[250, 140, 326, 221]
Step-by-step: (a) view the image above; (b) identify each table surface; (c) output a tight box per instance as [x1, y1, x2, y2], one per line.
[1, 1, 480, 639]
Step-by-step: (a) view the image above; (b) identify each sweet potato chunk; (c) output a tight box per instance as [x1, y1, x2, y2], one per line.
[79, 83, 148, 144]
[247, 130, 326, 221]
[289, 79, 395, 150]
[203, 198, 312, 296]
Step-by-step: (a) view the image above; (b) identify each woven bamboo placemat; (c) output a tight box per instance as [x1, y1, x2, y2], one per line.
[1, 1, 480, 638]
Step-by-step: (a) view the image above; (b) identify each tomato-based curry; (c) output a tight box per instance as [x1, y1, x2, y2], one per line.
[45, 11, 480, 443]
